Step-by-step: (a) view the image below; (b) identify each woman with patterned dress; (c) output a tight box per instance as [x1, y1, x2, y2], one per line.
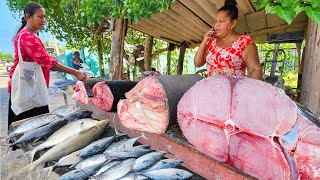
[8, 2, 87, 126]
[194, 0, 262, 80]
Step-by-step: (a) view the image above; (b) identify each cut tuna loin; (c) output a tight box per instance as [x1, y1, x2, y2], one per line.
[84, 79, 137, 112]
[177, 76, 304, 179]
[118, 75, 203, 134]
[89, 82, 114, 112]
[72, 81, 88, 104]
[294, 112, 320, 179]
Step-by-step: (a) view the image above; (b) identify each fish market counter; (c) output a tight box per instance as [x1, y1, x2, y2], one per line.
[78, 102, 255, 180]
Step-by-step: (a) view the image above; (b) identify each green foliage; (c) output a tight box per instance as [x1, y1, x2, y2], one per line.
[0, 51, 14, 62]
[253, 0, 320, 24]
[5, 0, 173, 77]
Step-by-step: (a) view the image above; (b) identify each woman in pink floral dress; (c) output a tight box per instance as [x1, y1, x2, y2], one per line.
[194, 0, 262, 80]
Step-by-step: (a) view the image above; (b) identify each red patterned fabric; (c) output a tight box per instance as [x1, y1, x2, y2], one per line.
[8, 29, 57, 92]
[206, 35, 253, 77]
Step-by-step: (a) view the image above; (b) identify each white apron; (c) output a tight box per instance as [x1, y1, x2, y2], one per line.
[10, 32, 49, 115]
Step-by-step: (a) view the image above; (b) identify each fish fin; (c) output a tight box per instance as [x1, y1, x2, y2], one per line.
[9, 160, 42, 179]
[140, 132, 148, 140]
[44, 164, 55, 177]
[32, 138, 41, 143]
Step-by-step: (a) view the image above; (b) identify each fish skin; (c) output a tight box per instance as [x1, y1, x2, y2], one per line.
[133, 152, 164, 172]
[45, 150, 83, 176]
[29, 118, 99, 162]
[51, 104, 82, 117]
[143, 159, 183, 172]
[92, 158, 136, 180]
[104, 134, 145, 154]
[142, 168, 193, 180]
[64, 110, 93, 123]
[93, 160, 121, 176]
[79, 132, 126, 158]
[119, 173, 148, 180]
[75, 154, 108, 171]
[11, 117, 66, 146]
[107, 145, 152, 159]
[6, 114, 62, 139]
[11, 120, 109, 179]
[59, 168, 93, 180]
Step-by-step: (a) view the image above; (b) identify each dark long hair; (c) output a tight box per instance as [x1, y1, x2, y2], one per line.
[218, 0, 238, 21]
[16, 2, 43, 34]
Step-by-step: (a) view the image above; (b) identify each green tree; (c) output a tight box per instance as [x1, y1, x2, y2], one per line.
[5, 0, 173, 77]
[253, 0, 320, 24]
[0, 51, 14, 62]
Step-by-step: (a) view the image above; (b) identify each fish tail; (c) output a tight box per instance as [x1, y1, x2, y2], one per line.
[9, 161, 41, 179]
[44, 165, 55, 177]
[28, 148, 37, 163]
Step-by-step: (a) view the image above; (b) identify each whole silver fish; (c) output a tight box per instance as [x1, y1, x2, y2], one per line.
[107, 145, 152, 159]
[119, 173, 148, 180]
[29, 118, 99, 162]
[133, 152, 164, 172]
[75, 154, 108, 171]
[4, 114, 62, 140]
[142, 168, 193, 180]
[10, 117, 66, 146]
[64, 110, 93, 123]
[51, 104, 81, 117]
[59, 168, 94, 180]
[91, 158, 136, 180]
[11, 120, 109, 179]
[46, 150, 83, 176]
[104, 133, 146, 154]
[93, 160, 121, 176]
[144, 159, 183, 172]
[79, 132, 126, 158]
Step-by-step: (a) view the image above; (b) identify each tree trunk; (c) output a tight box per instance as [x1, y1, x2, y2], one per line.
[300, 19, 320, 117]
[144, 35, 154, 71]
[167, 48, 172, 75]
[177, 42, 187, 75]
[96, 33, 105, 77]
[110, 19, 127, 80]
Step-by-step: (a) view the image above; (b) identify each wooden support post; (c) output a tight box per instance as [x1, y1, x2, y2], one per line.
[110, 19, 127, 80]
[167, 47, 172, 75]
[177, 42, 187, 75]
[144, 35, 154, 71]
[296, 43, 302, 74]
[300, 19, 320, 117]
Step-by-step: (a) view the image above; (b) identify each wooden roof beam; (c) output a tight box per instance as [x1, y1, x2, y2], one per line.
[178, 0, 214, 26]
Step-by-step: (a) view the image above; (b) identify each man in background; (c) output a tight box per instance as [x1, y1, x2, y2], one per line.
[72, 51, 83, 70]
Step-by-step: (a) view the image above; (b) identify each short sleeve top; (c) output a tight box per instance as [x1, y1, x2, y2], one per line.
[206, 34, 253, 77]
[8, 28, 58, 92]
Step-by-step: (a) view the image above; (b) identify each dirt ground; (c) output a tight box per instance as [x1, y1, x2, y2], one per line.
[0, 72, 76, 180]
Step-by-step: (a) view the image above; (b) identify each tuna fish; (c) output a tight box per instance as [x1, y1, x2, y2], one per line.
[51, 104, 82, 117]
[3, 114, 63, 142]
[104, 133, 146, 154]
[59, 168, 94, 180]
[11, 120, 109, 179]
[9, 118, 66, 146]
[75, 154, 108, 171]
[29, 118, 99, 162]
[143, 159, 183, 172]
[64, 110, 93, 122]
[133, 152, 164, 172]
[142, 168, 193, 180]
[93, 160, 121, 176]
[106, 145, 152, 159]
[79, 131, 126, 158]
[45, 150, 83, 176]
[91, 158, 136, 180]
